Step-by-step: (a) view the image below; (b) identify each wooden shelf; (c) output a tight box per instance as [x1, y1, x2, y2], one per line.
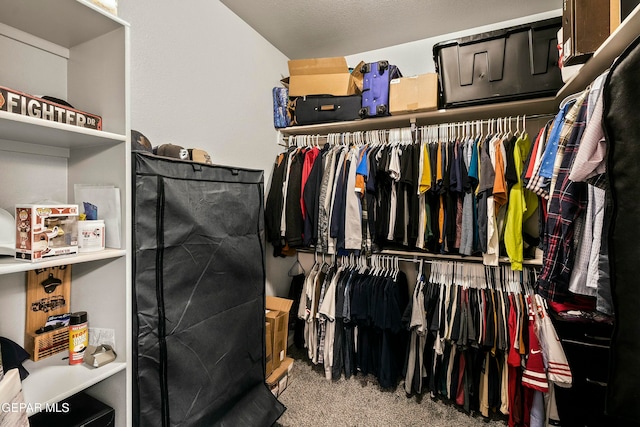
[0, 248, 126, 276]
[21, 355, 126, 416]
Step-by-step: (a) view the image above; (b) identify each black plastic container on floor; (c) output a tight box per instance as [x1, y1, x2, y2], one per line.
[433, 17, 563, 109]
[28, 392, 114, 427]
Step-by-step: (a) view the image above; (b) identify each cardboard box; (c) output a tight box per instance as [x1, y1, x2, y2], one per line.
[611, 0, 640, 32]
[266, 357, 294, 397]
[562, 0, 612, 65]
[15, 205, 79, 262]
[389, 74, 438, 115]
[265, 321, 274, 377]
[265, 296, 293, 373]
[288, 57, 361, 97]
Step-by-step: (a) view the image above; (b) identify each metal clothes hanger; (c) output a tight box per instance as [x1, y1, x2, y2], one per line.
[287, 253, 305, 277]
[559, 90, 584, 109]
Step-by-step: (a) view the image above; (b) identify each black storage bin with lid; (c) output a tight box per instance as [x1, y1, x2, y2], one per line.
[28, 392, 114, 427]
[433, 17, 563, 108]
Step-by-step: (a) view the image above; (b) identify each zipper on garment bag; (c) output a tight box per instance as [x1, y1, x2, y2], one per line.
[156, 177, 170, 427]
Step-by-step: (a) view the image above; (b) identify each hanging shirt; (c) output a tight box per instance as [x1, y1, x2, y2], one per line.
[265, 152, 289, 253]
[280, 148, 298, 237]
[524, 122, 551, 197]
[493, 137, 508, 211]
[568, 184, 605, 296]
[344, 147, 363, 250]
[416, 143, 431, 249]
[522, 127, 545, 185]
[317, 148, 338, 253]
[302, 146, 325, 246]
[327, 148, 347, 254]
[537, 95, 590, 302]
[300, 147, 320, 221]
[504, 132, 538, 271]
[319, 265, 342, 379]
[547, 91, 589, 200]
[537, 102, 572, 179]
[387, 146, 402, 241]
[484, 135, 501, 266]
[459, 136, 478, 256]
[569, 73, 608, 182]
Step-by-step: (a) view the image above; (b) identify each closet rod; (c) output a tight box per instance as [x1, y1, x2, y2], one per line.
[296, 248, 543, 267]
[391, 256, 542, 269]
[280, 112, 557, 146]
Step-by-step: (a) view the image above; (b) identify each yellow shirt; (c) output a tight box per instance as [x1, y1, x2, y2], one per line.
[504, 133, 539, 270]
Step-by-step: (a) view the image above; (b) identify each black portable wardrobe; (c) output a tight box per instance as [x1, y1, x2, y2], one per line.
[132, 151, 285, 426]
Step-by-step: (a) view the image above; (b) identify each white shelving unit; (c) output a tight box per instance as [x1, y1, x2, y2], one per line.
[21, 356, 127, 416]
[0, 1, 130, 426]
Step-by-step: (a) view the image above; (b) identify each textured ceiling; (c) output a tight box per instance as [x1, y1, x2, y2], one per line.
[220, 0, 562, 59]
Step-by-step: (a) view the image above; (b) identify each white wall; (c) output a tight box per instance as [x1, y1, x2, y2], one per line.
[345, 9, 562, 76]
[118, 0, 294, 297]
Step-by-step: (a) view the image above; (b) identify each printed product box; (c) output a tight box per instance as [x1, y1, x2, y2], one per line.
[15, 204, 79, 262]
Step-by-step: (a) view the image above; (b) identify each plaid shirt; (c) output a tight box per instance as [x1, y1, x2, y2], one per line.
[527, 92, 586, 199]
[536, 95, 590, 301]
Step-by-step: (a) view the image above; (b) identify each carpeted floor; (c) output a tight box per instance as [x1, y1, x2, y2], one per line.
[275, 346, 507, 427]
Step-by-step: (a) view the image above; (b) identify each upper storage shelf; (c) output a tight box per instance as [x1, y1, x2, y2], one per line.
[0, 0, 126, 48]
[281, 97, 557, 136]
[0, 0, 128, 138]
[280, 5, 640, 136]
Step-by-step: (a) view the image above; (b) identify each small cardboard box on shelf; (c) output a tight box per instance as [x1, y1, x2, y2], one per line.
[389, 74, 439, 115]
[287, 57, 362, 97]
